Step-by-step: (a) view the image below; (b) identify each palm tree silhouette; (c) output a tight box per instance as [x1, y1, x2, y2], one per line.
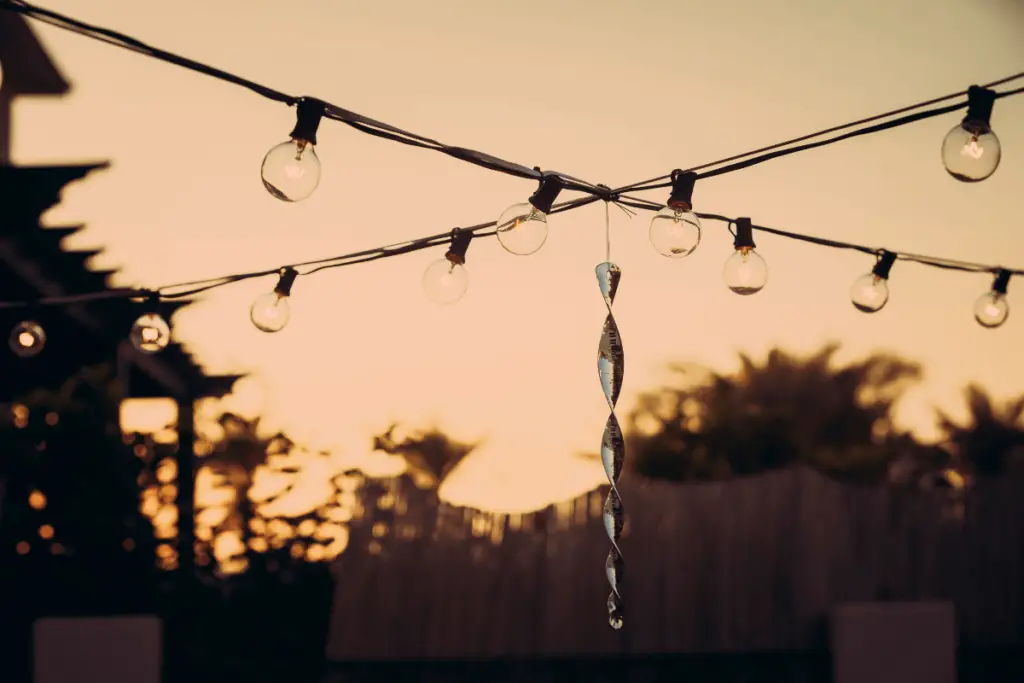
[937, 384, 1024, 477]
[628, 344, 923, 482]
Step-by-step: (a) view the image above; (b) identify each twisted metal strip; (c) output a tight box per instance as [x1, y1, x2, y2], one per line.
[597, 261, 625, 630]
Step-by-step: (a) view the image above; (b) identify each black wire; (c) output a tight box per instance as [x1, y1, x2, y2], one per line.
[0, 0, 297, 104]
[0, 1, 605, 196]
[0, 0, 1021, 307]
[616, 72, 1024, 193]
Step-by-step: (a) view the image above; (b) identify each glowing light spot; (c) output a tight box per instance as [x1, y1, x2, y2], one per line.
[28, 490, 47, 510]
[38, 525, 54, 540]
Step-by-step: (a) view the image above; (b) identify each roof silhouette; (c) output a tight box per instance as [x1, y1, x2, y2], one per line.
[0, 12, 69, 96]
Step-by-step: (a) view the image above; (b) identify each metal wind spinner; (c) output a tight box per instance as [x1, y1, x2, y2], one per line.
[597, 260, 625, 630]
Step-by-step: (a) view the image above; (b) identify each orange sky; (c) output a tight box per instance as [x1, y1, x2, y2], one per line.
[11, 0, 1024, 512]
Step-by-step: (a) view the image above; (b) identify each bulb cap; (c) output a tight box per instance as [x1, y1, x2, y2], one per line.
[445, 228, 473, 265]
[528, 175, 564, 215]
[274, 267, 299, 297]
[872, 251, 898, 280]
[964, 85, 996, 125]
[290, 98, 326, 145]
[992, 268, 1011, 295]
[733, 217, 756, 249]
[667, 170, 697, 210]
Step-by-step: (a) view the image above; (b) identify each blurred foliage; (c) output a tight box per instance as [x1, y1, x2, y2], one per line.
[937, 384, 1024, 477]
[372, 423, 478, 489]
[628, 344, 931, 483]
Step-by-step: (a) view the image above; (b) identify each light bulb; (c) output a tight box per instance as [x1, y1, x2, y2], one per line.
[941, 122, 1000, 182]
[723, 248, 768, 295]
[649, 206, 701, 257]
[941, 85, 1000, 182]
[251, 268, 298, 333]
[496, 202, 548, 255]
[496, 175, 564, 256]
[422, 258, 468, 304]
[850, 274, 890, 313]
[974, 292, 1009, 328]
[9, 321, 46, 358]
[261, 98, 325, 202]
[651, 170, 701, 258]
[974, 269, 1011, 328]
[261, 139, 321, 202]
[130, 313, 171, 354]
[851, 251, 897, 313]
[251, 292, 291, 333]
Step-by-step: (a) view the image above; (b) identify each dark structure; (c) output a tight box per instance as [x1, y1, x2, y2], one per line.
[0, 12, 241, 682]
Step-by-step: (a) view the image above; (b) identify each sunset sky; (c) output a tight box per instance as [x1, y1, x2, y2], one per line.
[10, 0, 1024, 512]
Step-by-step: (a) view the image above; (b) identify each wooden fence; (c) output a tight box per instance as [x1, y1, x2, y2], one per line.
[325, 466, 1024, 660]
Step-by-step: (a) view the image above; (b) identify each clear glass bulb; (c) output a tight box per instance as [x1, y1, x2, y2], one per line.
[130, 313, 171, 354]
[250, 292, 291, 332]
[495, 202, 548, 255]
[850, 273, 890, 313]
[941, 120, 1000, 182]
[722, 248, 768, 295]
[9, 321, 46, 358]
[261, 139, 321, 201]
[649, 206, 701, 258]
[422, 258, 469, 305]
[974, 291, 1009, 328]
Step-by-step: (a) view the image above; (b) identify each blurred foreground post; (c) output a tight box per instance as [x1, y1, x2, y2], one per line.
[831, 602, 956, 683]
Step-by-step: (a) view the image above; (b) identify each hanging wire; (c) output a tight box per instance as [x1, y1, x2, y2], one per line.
[615, 74, 1024, 193]
[3, 0, 1021, 197]
[0, 0, 1020, 308]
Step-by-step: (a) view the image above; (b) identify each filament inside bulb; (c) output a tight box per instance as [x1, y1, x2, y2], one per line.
[285, 141, 308, 178]
[736, 251, 753, 284]
[961, 136, 984, 159]
[141, 328, 160, 343]
[18, 332, 35, 347]
[861, 277, 881, 300]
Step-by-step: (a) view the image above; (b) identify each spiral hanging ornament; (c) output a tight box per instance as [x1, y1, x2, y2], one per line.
[597, 260, 625, 630]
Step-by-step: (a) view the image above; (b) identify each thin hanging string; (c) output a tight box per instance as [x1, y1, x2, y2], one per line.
[605, 200, 612, 263]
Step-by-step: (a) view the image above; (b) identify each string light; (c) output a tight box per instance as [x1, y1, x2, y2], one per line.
[941, 86, 1000, 183]
[850, 251, 897, 313]
[261, 98, 325, 202]
[129, 294, 171, 354]
[974, 269, 1011, 329]
[9, 321, 46, 358]
[649, 170, 701, 258]
[495, 175, 564, 256]
[422, 229, 472, 305]
[722, 218, 768, 295]
[250, 268, 298, 332]
[0, 1, 1021, 342]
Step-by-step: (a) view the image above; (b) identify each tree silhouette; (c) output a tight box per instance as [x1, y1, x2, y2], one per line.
[199, 412, 293, 567]
[937, 384, 1024, 477]
[372, 423, 478, 489]
[628, 344, 924, 483]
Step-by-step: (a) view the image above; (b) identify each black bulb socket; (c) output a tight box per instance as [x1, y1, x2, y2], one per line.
[992, 269, 1011, 295]
[667, 170, 697, 211]
[733, 217, 757, 250]
[289, 98, 326, 146]
[872, 251, 898, 280]
[527, 175, 564, 215]
[274, 268, 299, 297]
[445, 229, 473, 266]
[964, 85, 996, 126]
